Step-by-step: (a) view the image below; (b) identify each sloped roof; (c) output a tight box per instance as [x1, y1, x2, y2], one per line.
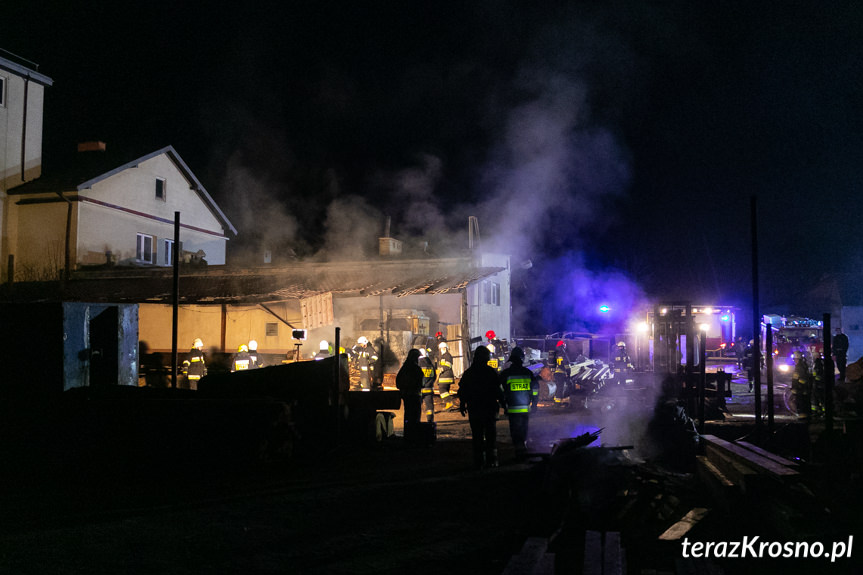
[3, 258, 504, 304]
[10, 145, 237, 236]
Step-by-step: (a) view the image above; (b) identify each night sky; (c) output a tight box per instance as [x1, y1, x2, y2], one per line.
[5, 1, 863, 335]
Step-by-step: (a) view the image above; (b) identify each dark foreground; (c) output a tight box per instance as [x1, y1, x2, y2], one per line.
[1, 390, 861, 575]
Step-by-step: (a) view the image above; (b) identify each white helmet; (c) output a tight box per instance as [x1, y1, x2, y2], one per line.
[438, 341, 448, 350]
[248, 340, 258, 351]
[193, 338, 203, 349]
[319, 340, 329, 351]
[419, 347, 428, 358]
[357, 336, 369, 345]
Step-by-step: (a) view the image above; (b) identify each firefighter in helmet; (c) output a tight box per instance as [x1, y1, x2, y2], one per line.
[248, 340, 264, 368]
[484, 330, 506, 372]
[791, 350, 812, 421]
[437, 341, 456, 411]
[314, 340, 332, 360]
[232, 344, 251, 372]
[612, 340, 634, 383]
[546, 340, 570, 405]
[182, 338, 206, 390]
[499, 347, 539, 461]
[352, 336, 378, 391]
[419, 347, 437, 422]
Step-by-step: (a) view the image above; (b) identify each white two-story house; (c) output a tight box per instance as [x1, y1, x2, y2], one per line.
[4, 144, 236, 280]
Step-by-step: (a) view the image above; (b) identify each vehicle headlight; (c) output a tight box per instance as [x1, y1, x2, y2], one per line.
[778, 364, 790, 373]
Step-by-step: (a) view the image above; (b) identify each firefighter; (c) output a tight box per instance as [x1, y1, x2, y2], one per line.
[419, 347, 437, 422]
[232, 344, 251, 372]
[743, 340, 755, 392]
[612, 341, 634, 383]
[396, 349, 423, 437]
[182, 338, 206, 390]
[436, 341, 456, 412]
[547, 340, 570, 405]
[499, 347, 539, 461]
[248, 340, 264, 368]
[485, 330, 506, 372]
[314, 340, 332, 360]
[791, 350, 811, 421]
[457, 346, 504, 469]
[352, 336, 378, 391]
[833, 328, 849, 382]
[812, 354, 825, 417]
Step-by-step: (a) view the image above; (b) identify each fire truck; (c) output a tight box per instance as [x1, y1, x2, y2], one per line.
[764, 315, 823, 377]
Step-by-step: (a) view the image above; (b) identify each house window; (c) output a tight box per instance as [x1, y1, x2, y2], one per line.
[265, 323, 279, 337]
[481, 281, 500, 306]
[136, 233, 154, 264]
[163, 239, 175, 266]
[155, 178, 166, 201]
[0, 76, 5, 107]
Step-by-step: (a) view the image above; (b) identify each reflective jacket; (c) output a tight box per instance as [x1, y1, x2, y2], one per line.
[437, 351, 455, 384]
[419, 356, 436, 393]
[183, 348, 206, 380]
[499, 363, 539, 414]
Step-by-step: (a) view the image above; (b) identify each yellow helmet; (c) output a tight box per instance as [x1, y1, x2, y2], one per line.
[238, 344, 249, 353]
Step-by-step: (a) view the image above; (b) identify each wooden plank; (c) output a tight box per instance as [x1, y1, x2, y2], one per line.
[701, 434, 799, 478]
[583, 531, 603, 575]
[603, 531, 624, 575]
[736, 440, 799, 468]
[658, 507, 710, 540]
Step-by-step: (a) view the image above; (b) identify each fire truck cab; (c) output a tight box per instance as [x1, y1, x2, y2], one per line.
[764, 315, 823, 376]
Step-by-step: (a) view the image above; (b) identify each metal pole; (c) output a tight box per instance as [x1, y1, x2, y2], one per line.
[699, 328, 706, 434]
[334, 326, 342, 443]
[171, 211, 180, 388]
[766, 322, 774, 434]
[823, 313, 834, 434]
[750, 196, 762, 432]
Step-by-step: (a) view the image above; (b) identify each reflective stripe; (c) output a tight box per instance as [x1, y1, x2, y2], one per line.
[421, 367, 434, 377]
[188, 375, 201, 380]
[508, 407, 529, 413]
[506, 376, 531, 391]
[421, 389, 434, 394]
[190, 357, 203, 363]
[439, 378, 454, 383]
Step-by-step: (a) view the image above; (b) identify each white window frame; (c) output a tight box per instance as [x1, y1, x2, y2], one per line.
[155, 177, 166, 201]
[136, 233, 154, 264]
[162, 238, 175, 266]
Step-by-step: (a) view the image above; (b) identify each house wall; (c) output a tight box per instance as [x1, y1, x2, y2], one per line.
[0, 66, 46, 191]
[138, 302, 304, 356]
[466, 252, 511, 345]
[10, 200, 69, 280]
[77, 153, 228, 265]
[0, 62, 49, 282]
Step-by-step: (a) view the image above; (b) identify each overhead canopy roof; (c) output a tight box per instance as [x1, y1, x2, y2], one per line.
[3, 258, 504, 304]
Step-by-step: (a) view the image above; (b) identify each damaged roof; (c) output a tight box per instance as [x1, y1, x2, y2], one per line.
[4, 258, 504, 304]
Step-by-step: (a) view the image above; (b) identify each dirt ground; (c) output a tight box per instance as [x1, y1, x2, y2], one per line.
[1, 389, 860, 575]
